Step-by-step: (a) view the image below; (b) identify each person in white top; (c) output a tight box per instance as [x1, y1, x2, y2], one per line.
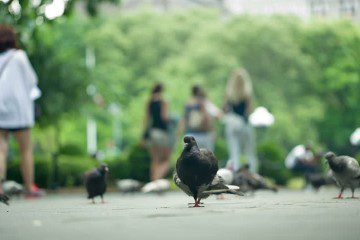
[285, 144, 320, 173]
[0, 25, 43, 204]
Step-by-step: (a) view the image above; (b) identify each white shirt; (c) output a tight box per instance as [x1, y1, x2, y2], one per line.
[0, 49, 38, 128]
[285, 145, 314, 169]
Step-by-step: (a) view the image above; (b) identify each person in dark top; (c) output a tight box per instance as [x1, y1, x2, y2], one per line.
[223, 69, 258, 173]
[143, 83, 171, 180]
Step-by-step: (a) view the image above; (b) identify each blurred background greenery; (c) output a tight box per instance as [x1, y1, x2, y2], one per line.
[1, 0, 359, 188]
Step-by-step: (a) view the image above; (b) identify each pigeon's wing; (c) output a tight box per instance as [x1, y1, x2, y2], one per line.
[342, 156, 360, 178]
[200, 175, 244, 197]
[199, 148, 219, 175]
[173, 172, 193, 197]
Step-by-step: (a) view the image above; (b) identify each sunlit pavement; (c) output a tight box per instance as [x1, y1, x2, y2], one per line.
[1, 189, 360, 240]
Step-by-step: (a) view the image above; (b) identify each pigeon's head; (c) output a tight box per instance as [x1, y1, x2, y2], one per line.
[183, 136, 197, 149]
[98, 164, 109, 175]
[325, 151, 336, 160]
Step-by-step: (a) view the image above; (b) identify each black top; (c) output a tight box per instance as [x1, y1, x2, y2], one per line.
[227, 100, 249, 122]
[149, 99, 168, 131]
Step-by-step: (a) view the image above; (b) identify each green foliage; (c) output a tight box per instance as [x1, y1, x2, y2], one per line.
[257, 142, 291, 185]
[126, 145, 151, 182]
[3, 9, 360, 186]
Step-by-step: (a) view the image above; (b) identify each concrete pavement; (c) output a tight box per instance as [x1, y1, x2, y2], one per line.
[1, 188, 360, 240]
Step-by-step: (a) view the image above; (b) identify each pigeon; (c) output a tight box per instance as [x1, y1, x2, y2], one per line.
[116, 179, 143, 193]
[217, 168, 234, 185]
[84, 164, 108, 203]
[0, 193, 9, 205]
[325, 152, 360, 199]
[233, 164, 278, 193]
[141, 179, 171, 193]
[305, 172, 335, 191]
[174, 136, 242, 207]
[3, 180, 24, 196]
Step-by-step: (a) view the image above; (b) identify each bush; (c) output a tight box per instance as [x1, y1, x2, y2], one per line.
[59, 143, 85, 156]
[257, 142, 291, 185]
[105, 158, 131, 181]
[126, 144, 151, 182]
[214, 137, 229, 167]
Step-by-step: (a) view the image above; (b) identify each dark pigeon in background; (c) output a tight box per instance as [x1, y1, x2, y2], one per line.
[174, 136, 241, 207]
[84, 164, 108, 203]
[305, 172, 335, 191]
[325, 152, 360, 199]
[233, 164, 278, 193]
[0, 193, 9, 206]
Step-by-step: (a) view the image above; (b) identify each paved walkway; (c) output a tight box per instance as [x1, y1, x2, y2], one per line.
[1, 188, 360, 240]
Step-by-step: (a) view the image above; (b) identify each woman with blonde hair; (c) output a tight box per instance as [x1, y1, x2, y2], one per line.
[224, 68, 258, 173]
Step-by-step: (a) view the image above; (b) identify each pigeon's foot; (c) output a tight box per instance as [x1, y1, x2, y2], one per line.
[91, 199, 95, 204]
[216, 194, 226, 200]
[0, 194, 10, 205]
[333, 196, 343, 199]
[188, 200, 204, 208]
[347, 196, 359, 199]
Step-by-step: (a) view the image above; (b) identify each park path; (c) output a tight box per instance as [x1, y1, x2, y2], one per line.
[1, 189, 360, 240]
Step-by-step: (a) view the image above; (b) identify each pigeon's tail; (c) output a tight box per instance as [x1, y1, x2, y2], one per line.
[0, 194, 10, 206]
[202, 185, 245, 196]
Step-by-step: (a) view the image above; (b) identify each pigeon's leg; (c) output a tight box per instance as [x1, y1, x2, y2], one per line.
[216, 194, 226, 200]
[101, 195, 106, 204]
[334, 188, 344, 199]
[350, 189, 359, 199]
[91, 198, 95, 204]
[188, 198, 203, 208]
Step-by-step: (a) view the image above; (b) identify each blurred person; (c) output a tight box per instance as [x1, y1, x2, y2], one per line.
[0, 25, 43, 200]
[143, 83, 171, 181]
[178, 85, 221, 151]
[223, 69, 258, 173]
[285, 144, 320, 174]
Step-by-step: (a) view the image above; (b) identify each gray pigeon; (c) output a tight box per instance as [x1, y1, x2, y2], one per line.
[174, 136, 242, 207]
[325, 152, 360, 199]
[116, 179, 143, 193]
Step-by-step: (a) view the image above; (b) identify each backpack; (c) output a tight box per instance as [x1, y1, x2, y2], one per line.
[186, 103, 211, 132]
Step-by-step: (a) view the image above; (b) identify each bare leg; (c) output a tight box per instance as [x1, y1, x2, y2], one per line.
[150, 146, 161, 181]
[0, 130, 9, 194]
[334, 188, 344, 199]
[13, 129, 34, 192]
[157, 147, 171, 179]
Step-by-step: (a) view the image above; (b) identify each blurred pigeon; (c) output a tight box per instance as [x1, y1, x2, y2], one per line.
[0, 193, 9, 205]
[174, 136, 242, 207]
[3, 180, 23, 196]
[305, 172, 335, 191]
[141, 179, 171, 193]
[325, 152, 360, 199]
[84, 164, 108, 203]
[233, 164, 278, 193]
[117, 179, 143, 193]
[217, 168, 234, 185]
